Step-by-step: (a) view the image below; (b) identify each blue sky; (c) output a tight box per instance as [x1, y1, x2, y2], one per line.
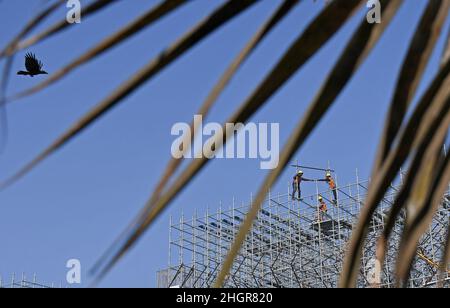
[0, 0, 448, 288]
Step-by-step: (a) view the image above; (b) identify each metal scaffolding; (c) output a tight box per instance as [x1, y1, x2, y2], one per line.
[157, 172, 450, 288]
[0, 273, 64, 288]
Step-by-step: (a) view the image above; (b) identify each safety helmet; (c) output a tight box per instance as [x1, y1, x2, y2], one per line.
[326, 172, 332, 178]
[298, 170, 304, 175]
[318, 195, 323, 201]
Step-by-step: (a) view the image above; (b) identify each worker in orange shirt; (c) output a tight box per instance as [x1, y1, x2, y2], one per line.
[318, 195, 327, 222]
[292, 170, 313, 201]
[318, 172, 338, 205]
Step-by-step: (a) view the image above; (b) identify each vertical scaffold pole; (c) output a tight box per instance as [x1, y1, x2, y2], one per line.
[205, 205, 210, 286]
[180, 209, 184, 285]
[335, 172, 342, 242]
[193, 210, 197, 287]
[315, 179, 324, 286]
[169, 214, 172, 287]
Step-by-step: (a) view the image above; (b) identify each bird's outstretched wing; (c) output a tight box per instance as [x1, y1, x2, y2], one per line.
[25, 53, 43, 73]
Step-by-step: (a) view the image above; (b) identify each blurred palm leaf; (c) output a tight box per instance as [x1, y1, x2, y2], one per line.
[0, 0, 65, 58]
[93, 0, 301, 275]
[375, 12, 450, 284]
[7, 0, 189, 102]
[215, 0, 403, 287]
[1, 0, 449, 287]
[343, 0, 450, 286]
[93, 0, 366, 282]
[0, 0, 259, 189]
[372, 0, 450, 172]
[342, 53, 450, 287]
[92, 0, 301, 281]
[0, 0, 65, 151]
[1, 0, 119, 58]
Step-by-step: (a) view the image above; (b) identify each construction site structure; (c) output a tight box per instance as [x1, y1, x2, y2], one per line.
[157, 170, 450, 288]
[0, 273, 64, 288]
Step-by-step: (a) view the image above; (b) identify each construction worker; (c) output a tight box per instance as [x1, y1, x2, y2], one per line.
[318, 195, 327, 222]
[292, 170, 313, 201]
[318, 171, 338, 205]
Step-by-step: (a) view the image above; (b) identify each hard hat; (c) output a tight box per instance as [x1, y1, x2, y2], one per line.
[318, 195, 323, 200]
[326, 172, 332, 177]
[298, 170, 304, 175]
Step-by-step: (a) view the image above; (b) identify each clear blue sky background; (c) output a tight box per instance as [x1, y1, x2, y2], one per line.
[0, 0, 448, 288]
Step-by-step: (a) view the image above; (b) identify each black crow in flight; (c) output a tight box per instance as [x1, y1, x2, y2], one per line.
[17, 53, 48, 77]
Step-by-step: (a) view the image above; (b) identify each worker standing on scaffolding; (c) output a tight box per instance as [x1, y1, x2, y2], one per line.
[292, 170, 313, 201]
[318, 172, 338, 205]
[318, 195, 327, 222]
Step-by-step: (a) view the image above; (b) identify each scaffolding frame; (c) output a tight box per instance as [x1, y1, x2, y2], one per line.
[0, 273, 64, 288]
[157, 172, 450, 288]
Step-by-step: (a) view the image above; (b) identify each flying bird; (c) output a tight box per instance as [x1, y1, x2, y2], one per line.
[17, 53, 48, 77]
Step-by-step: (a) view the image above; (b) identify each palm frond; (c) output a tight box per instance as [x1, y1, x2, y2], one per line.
[91, 0, 300, 279]
[0, 0, 65, 58]
[3, 0, 119, 57]
[0, 0, 259, 190]
[395, 132, 448, 286]
[372, 0, 450, 172]
[442, 25, 450, 65]
[341, 56, 450, 286]
[92, 0, 371, 285]
[95, 0, 301, 272]
[0, 0, 65, 151]
[8, 0, 189, 102]
[215, 0, 403, 287]
[375, 20, 450, 276]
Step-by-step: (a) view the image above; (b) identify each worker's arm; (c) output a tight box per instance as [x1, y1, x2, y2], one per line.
[302, 177, 314, 182]
[316, 178, 328, 182]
